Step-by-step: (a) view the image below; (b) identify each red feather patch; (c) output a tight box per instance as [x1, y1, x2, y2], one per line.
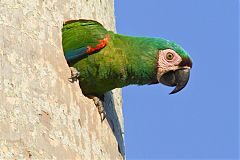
[87, 35, 110, 54]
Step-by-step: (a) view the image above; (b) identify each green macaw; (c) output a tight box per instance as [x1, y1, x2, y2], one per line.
[62, 19, 192, 119]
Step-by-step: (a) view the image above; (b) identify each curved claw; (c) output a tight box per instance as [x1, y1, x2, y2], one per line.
[92, 97, 106, 121]
[68, 67, 80, 83]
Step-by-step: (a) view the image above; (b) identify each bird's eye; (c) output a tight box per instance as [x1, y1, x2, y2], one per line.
[166, 52, 174, 60]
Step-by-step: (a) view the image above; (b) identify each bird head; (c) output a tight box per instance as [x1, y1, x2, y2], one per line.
[155, 40, 192, 94]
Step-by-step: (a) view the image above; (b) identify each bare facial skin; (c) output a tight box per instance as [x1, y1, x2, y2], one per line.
[156, 49, 182, 81]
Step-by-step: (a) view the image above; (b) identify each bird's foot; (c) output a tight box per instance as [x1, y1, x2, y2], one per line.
[89, 96, 106, 121]
[68, 67, 80, 83]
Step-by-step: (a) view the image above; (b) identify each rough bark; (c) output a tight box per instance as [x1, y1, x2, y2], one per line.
[0, 0, 124, 159]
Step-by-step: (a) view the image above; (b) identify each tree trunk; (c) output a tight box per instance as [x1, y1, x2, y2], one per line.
[0, 0, 124, 159]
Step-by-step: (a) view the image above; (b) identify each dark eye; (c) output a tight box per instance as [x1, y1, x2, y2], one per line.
[166, 52, 174, 60]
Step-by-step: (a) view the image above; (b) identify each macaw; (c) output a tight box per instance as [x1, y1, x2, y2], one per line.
[62, 19, 192, 120]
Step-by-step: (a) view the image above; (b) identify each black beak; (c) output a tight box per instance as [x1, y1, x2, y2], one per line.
[159, 68, 190, 94]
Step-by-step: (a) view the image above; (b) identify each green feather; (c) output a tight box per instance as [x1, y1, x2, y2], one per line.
[62, 20, 191, 96]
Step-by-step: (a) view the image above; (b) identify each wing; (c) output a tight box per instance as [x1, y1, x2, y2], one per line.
[62, 19, 110, 64]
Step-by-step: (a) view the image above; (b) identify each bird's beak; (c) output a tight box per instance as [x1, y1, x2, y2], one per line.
[159, 68, 190, 94]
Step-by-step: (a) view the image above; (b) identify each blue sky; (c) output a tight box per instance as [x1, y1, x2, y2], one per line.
[115, 0, 239, 159]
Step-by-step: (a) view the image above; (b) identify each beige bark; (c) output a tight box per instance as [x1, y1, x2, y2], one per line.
[0, 0, 124, 159]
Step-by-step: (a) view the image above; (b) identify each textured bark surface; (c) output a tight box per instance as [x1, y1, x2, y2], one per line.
[0, 0, 124, 159]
